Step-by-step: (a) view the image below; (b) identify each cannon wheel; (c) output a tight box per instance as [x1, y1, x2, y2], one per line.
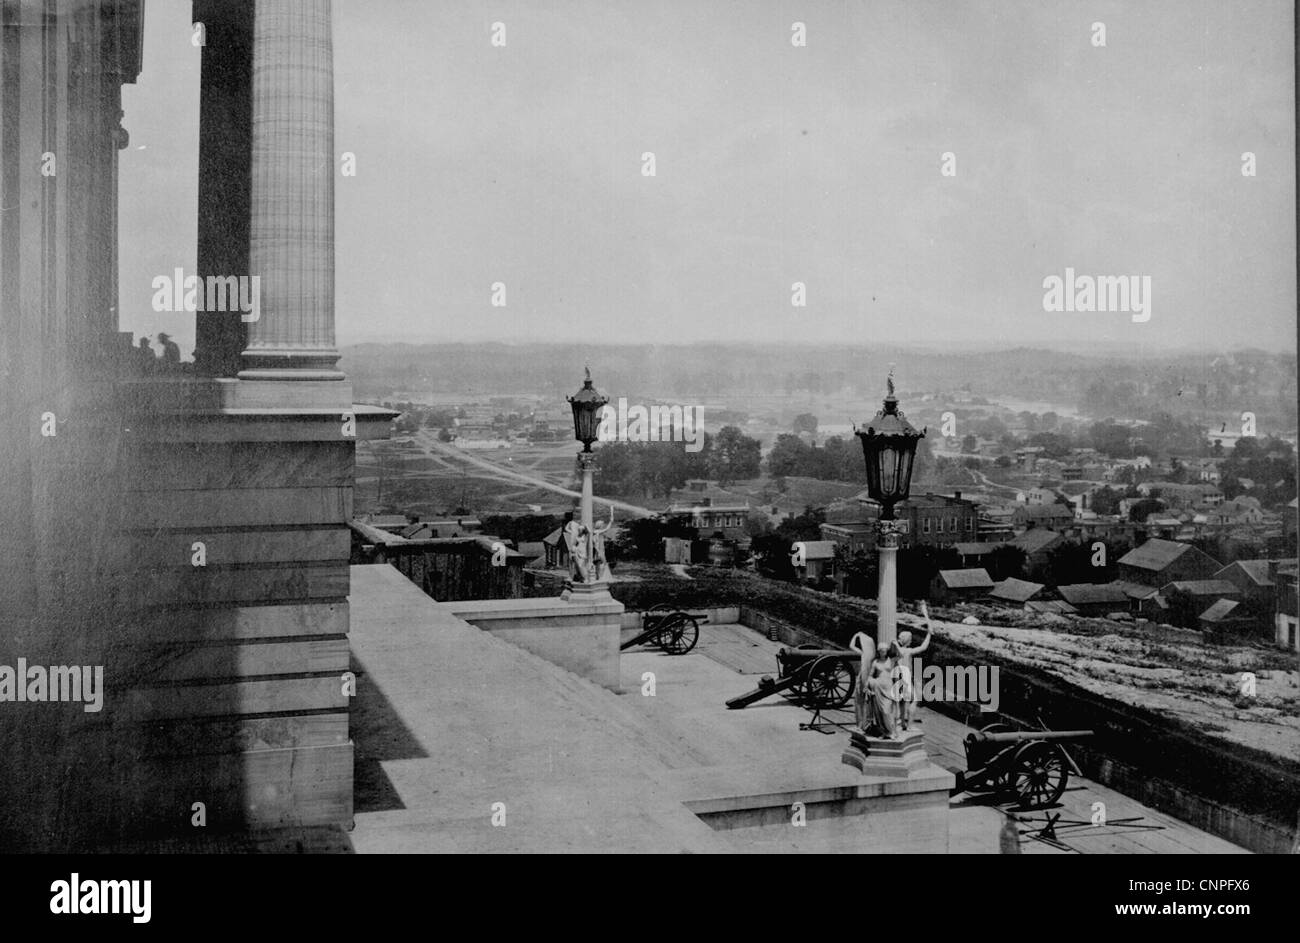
[640, 603, 679, 647]
[658, 612, 700, 655]
[799, 655, 855, 709]
[1010, 741, 1068, 809]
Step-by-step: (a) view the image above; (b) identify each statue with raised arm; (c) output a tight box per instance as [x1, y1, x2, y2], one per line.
[588, 502, 615, 582]
[894, 600, 933, 731]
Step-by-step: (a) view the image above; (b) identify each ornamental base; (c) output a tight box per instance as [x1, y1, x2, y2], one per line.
[560, 579, 612, 601]
[841, 728, 929, 778]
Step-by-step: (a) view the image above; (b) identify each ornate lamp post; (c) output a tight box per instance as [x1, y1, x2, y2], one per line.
[563, 367, 611, 598]
[854, 372, 925, 649]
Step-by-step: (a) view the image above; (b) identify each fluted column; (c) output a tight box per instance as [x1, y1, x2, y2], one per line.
[240, 0, 342, 380]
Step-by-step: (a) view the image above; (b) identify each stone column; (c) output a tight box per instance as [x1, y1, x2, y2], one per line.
[193, 0, 253, 377]
[579, 453, 595, 535]
[240, 0, 343, 381]
[876, 528, 899, 649]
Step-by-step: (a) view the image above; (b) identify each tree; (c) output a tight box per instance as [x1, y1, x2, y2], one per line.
[767, 434, 811, 478]
[776, 505, 826, 542]
[818, 436, 859, 481]
[751, 533, 797, 581]
[479, 514, 563, 544]
[897, 546, 960, 599]
[792, 413, 819, 435]
[707, 425, 761, 486]
[745, 510, 774, 538]
[994, 454, 1014, 468]
[1090, 421, 1134, 459]
[1089, 486, 1123, 516]
[1027, 432, 1072, 459]
[1163, 587, 1201, 629]
[1127, 497, 1164, 522]
[613, 516, 698, 561]
[1040, 540, 1096, 587]
[986, 545, 1027, 581]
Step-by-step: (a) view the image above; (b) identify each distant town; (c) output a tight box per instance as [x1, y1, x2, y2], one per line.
[350, 345, 1297, 662]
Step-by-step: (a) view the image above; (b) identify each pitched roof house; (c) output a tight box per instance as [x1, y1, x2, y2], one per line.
[1116, 538, 1222, 587]
[990, 577, 1047, 604]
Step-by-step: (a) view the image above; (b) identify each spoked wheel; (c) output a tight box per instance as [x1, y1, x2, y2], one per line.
[1010, 741, 1068, 809]
[800, 655, 855, 709]
[639, 603, 675, 646]
[658, 613, 700, 655]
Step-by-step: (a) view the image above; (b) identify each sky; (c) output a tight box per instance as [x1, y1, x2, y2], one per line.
[119, 0, 1296, 356]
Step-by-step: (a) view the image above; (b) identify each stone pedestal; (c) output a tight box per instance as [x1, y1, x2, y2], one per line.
[560, 579, 613, 602]
[841, 727, 930, 778]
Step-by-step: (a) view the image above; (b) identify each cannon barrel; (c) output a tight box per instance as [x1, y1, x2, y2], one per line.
[777, 647, 856, 665]
[969, 729, 1093, 744]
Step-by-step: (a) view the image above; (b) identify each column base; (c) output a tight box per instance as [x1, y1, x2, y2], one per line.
[841, 727, 929, 778]
[239, 348, 344, 381]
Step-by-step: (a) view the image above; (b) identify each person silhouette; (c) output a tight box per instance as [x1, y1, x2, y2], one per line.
[135, 336, 156, 373]
[157, 332, 181, 367]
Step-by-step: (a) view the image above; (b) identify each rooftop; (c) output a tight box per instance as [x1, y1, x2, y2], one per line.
[1056, 583, 1130, 606]
[954, 542, 1004, 555]
[1218, 559, 1277, 587]
[1162, 579, 1242, 598]
[937, 568, 994, 589]
[1118, 538, 1196, 571]
[1199, 598, 1243, 623]
[342, 566, 1242, 854]
[1011, 529, 1062, 554]
[990, 577, 1046, 602]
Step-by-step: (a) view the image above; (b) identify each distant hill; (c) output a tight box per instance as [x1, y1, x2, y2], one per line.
[340, 342, 1297, 430]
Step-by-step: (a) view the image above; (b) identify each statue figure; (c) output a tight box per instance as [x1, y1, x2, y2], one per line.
[849, 632, 903, 739]
[894, 601, 933, 731]
[561, 511, 590, 582]
[848, 631, 876, 732]
[587, 503, 615, 582]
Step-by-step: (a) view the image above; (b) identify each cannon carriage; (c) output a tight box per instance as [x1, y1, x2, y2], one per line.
[954, 723, 1094, 809]
[725, 643, 859, 711]
[620, 604, 703, 655]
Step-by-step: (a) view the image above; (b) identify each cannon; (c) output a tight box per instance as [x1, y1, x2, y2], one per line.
[725, 644, 858, 711]
[620, 604, 703, 655]
[954, 723, 1094, 810]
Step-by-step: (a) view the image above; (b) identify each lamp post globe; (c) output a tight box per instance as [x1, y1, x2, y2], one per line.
[567, 366, 608, 452]
[854, 374, 924, 520]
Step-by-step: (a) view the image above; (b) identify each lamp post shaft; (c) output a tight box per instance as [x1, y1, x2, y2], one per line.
[877, 531, 898, 649]
[579, 452, 595, 534]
